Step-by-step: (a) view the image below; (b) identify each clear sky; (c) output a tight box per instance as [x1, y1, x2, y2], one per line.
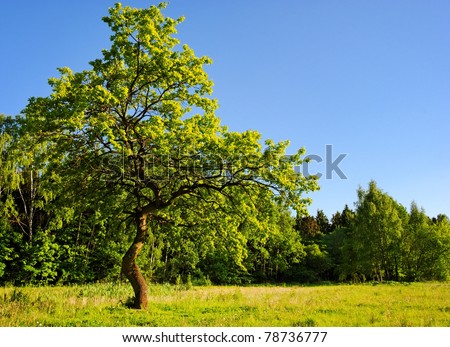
[1, 0, 449, 218]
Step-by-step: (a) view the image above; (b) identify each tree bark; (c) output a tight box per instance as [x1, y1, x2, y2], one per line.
[121, 212, 149, 309]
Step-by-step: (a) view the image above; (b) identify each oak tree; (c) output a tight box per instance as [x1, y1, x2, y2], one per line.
[22, 3, 317, 308]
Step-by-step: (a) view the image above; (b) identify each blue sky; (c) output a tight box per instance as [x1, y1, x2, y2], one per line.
[1, 0, 449, 218]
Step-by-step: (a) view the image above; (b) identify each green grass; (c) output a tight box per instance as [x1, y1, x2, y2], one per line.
[1, 282, 450, 327]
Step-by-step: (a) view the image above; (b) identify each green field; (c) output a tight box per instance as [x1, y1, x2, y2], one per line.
[1, 282, 450, 327]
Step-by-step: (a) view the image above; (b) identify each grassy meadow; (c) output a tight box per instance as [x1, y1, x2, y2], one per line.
[1, 282, 450, 327]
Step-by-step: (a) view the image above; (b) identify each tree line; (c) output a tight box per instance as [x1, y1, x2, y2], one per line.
[295, 182, 450, 283]
[0, 4, 449, 309]
[1, 144, 448, 286]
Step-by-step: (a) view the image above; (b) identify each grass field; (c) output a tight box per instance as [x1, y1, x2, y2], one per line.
[1, 282, 450, 327]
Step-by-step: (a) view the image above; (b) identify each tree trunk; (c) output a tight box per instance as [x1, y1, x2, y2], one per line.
[121, 212, 149, 309]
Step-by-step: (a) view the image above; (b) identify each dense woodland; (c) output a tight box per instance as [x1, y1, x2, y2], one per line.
[0, 143, 448, 286]
[1, 3, 449, 301]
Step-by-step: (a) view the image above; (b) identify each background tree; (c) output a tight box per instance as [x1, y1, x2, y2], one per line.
[402, 203, 450, 281]
[243, 194, 305, 283]
[324, 205, 355, 281]
[295, 215, 321, 244]
[351, 181, 406, 281]
[315, 209, 331, 235]
[0, 115, 57, 284]
[330, 204, 354, 231]
[0, 115, 19, 280]
[22, 3, 317, 308]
